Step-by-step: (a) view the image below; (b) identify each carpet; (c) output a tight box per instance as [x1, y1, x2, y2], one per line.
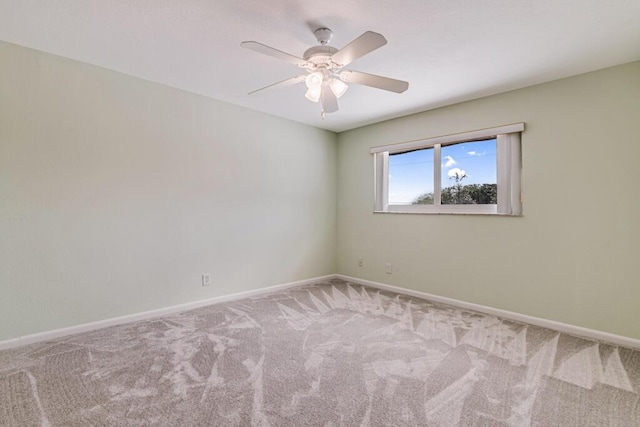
[1, 278, 639, 426]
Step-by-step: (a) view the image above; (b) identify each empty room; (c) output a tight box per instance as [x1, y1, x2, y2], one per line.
[1, 1, 639, 426]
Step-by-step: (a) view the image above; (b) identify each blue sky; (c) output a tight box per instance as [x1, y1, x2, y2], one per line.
[388, 139, 496, 204]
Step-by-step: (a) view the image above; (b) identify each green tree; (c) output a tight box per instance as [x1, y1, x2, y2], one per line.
[413, 193, 434, 204]
[448, 169, 467, 204]
[412, 183, 497, 205]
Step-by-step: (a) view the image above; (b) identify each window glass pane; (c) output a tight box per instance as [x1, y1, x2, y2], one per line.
[388, 148, 434, 205]
[441, 139, 497, 205]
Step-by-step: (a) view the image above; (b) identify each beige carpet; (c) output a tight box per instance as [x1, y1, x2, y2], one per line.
[1, 278, 639, 426]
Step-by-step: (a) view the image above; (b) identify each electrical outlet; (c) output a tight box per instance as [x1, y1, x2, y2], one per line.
[358, 258, 364, 267]
[202, 273, 212, 287]
[385, 263, 392, 274]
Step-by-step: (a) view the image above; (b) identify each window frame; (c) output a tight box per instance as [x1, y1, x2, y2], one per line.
[372, 123, 524, 215]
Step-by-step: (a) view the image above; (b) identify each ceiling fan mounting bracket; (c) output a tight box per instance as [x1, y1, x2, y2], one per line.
[313, 28, 333, 45]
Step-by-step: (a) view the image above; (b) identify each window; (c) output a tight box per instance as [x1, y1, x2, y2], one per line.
[373, 123, 523, 215]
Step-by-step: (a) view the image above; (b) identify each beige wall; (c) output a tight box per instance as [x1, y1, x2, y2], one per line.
[0, 42, 337, 341]
[2, 39, 638, 343]
[337, 61, 640, 339]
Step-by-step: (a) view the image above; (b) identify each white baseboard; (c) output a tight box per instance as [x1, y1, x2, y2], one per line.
[0, 274, 335, 351]
[3, 273, 639, 351]
[337, 274, 640, 350]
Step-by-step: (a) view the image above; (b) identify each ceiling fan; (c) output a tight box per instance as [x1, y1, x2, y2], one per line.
[241, 28, 409, 117]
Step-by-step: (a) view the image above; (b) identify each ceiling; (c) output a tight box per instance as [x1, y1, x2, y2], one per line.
[1, 0, 639, 132]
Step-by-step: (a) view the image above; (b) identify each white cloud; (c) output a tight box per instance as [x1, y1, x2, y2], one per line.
[447, 168, 466, 178]
[467, 150, 486, 156]
[444, 155, 456, 167]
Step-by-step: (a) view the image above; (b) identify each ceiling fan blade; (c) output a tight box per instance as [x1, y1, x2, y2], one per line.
[321, 87, 339, 113]
[340, 70, 409, 93]
[331, 31, 387, 67]
[241, 41, 308, 67]
[248, 75, 307, 95]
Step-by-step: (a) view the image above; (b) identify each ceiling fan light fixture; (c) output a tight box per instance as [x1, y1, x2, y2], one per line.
[305, 72, 323, 89]
[305, 86, 321, 102]
[329, 78, 348, 98]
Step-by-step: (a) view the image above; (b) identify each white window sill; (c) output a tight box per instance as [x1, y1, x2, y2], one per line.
[373, 210, 522, 217]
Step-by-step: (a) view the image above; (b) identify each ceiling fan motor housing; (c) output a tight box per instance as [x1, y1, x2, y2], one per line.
[303, 45, 339, 69]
